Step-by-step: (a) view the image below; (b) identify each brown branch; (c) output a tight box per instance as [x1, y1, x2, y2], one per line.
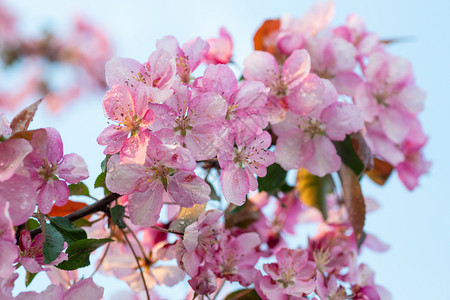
[27, 193, 120, 240]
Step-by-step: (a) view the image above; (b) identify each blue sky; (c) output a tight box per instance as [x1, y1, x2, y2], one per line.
[4, 0, 450, 299]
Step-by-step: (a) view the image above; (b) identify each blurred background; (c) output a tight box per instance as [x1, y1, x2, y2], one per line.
[1, 0, 449, 299]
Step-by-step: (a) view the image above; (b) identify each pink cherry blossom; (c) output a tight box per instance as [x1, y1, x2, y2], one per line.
[257, 248, 316, 299]
[106, 49, 177, 103]
[177, 209, 222, 277]
[212, 232, 261, 286]
[273, 86, 364, 176]
[219, 131, 275, 205]
[199, 64, 269, 144]
[0, 138, 32, 182]
[149, 81, 227, 160]
[204, 27, 233, 65]
[243, 49, 311, 123]
[24, 128, 89, 214]
[97, 84, 155, 164]
[106, 135, 210, 227]
[156, 36, 209, 83]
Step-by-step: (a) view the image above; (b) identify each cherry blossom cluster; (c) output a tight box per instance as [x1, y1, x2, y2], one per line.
[0, 1, 429, 299]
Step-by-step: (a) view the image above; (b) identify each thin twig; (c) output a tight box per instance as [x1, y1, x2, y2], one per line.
[150, 225, 184, 236]
[119, 226, 151, 300]
[26, 193, 120, 241]
[126, 223, 151, 266]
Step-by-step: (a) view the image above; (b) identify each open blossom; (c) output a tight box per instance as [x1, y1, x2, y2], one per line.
[156, 36, 209, 83]
[204, 27, 233, 65]
[23, 128, 89, 214]
[273, 80, 363, 176]
[0, 202, 18, 279]
[97, 84, 155, 164]
[177, 209, 223, 277]
[243, 49, 312, 123]
[149, 81, 227, 161]
[106, 134, 210, 227]
[199, 64, 269, 144]
[257, 248, 316, 300]
[212, 232, 261, 286]
[219, 131, 275, 206]
[355, 51, 425, 144]
[106, 49, 177, 103]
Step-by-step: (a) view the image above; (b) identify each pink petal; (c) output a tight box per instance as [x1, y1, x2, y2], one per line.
[64, 278, 104, 300]
[275, 130, 313, 170]
[322, 102, 364, 141]
[120, 131, 150, 165]
[38, 179, 69, 213]
[303, 136, 341, 176]
[57, 153, 89, 183]
[0, 175, 36, 226]
[233, 81, 269, 111]
[167, 172, 210, 207]
[202, 64, 238, 101]
[105, 57, 141, 88]
[129, 183, 164, 227]
[243, 51, 279, 84]
[282, 49, 311, 88]
[105, 155, 147, 195]
[103, 84, 137, 123]
[331, 72, 362, 97]
[378, 106, 411, 144]
[96, 125, 128, 155]
[220, 167, 249, 206]
[182, 37, 209, 72]
[28, 128, 63, 166]
[0, 241, 18, 277]
[151, 266, 186, 286]
[0, 138, 32, 182]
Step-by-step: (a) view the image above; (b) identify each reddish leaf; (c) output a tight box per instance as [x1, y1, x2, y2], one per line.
[48, 200, 89, 219]
[350, 133, 373, 172]
[338, 164, 365, 240]
[253, 19, 280, 53]
[366, 158, 394, 186]
[10, 98, 43, 133]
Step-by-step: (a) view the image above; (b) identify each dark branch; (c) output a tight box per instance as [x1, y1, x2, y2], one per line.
[27, 193, 120, 240]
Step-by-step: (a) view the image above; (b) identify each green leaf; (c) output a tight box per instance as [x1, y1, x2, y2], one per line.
[257, 163, 287, 194]
[43, 223, 65, 264]
[68, 182, 90, 196]
[100, 155, 111, 173]
[25, 271, 37, 287]
[56, 238, 113, 271]
[94, 172, 106, 188]
[26, 218, 40, 231]
[110, 205, 126, 229]
[333, 135, 364, 176]
[296, 168, 333, 221]
[224, 289, 261, 300]
[49, 217, 87, 245]
[72, 218, 91, 228]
